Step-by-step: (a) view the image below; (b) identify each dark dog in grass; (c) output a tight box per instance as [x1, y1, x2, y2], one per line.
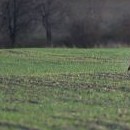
[128, 66, 130, 71]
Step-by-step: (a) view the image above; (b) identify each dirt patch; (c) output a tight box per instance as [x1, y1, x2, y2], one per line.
[50, 116, 130, 130]
[0, 121, 39, 130]
[88, 120, 130, 130]
[1, 108, 19, 113]
[6, 50, 24, 55]
[91, 72, 130, 81]
[0, 73, 129, 94]
[5, 98, 40, 105]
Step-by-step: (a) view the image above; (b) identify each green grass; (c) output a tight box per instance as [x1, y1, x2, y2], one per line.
[0, 48, 130, 130]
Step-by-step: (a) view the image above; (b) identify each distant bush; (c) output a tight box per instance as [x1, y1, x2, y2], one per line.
[63, 19, 102, 48]
[105, 14, 130, 44]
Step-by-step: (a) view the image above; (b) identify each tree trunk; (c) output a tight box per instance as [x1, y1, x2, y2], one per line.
[10, 34, 16, 48]
[46, 25, 52, 47]
[43, 15, 52, 47]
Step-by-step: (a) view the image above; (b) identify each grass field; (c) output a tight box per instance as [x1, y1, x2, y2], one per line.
[0, 48, 130, 130]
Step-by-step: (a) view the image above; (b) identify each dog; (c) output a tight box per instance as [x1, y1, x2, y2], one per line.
[128, 66, 130, 71]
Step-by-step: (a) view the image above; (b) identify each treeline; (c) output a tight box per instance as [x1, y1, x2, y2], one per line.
[0, 0, 130, 48]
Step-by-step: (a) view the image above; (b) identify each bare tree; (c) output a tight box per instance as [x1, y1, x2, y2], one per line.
[0, 0, 33, 47]
[35, 0, 67, 46]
